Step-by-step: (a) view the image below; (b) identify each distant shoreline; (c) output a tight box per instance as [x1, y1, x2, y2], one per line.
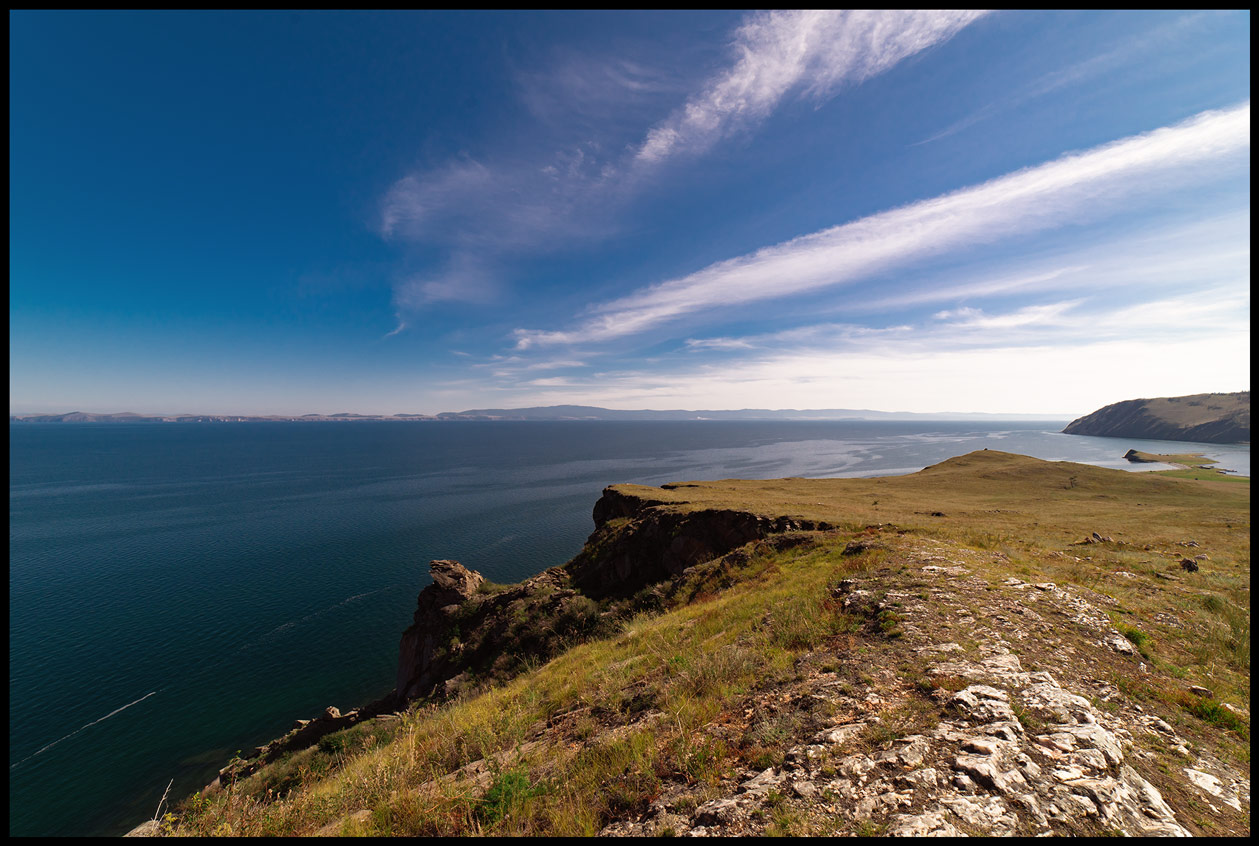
[9, 407, 1075, 424]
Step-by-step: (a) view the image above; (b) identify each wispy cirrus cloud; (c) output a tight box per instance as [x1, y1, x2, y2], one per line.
[931, 300, 1084, 330]
[494, 287, 1249, 414]
[685, 322, 912, 352]
[514, 101, 1250, 349]
[853, 210, 1250, 314]
[912, 12, 1232, 147]
[510, 335, 1249, 415]
[379, 10, 990, 333]
[635, 9, 989, 165]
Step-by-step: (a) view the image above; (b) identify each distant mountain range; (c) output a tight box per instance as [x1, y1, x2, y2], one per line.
[1062, 391, 1250, 444]
[10, 406, 1071, 423]
[430, 405, 1069, 421]
[7, 412, 438, 423]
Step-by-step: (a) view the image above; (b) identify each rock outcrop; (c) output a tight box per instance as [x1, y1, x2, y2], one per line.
[395, 490, 833, 702]
[1063, 392, 1249, 444]
[395, 560, 486, 700]
[394, 560, 579, 703]
[568, 491, 832, 600]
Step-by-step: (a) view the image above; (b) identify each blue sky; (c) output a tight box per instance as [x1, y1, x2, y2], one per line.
[9, 10, 1250, 415]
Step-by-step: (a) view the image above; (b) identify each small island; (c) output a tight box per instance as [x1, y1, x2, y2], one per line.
[1123, 449, 1248, 483]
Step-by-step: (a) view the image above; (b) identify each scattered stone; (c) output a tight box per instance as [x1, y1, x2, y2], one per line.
[896, 736, 931, 768]
[738, 767, 786, 798]
[1188, 685, 1213, 699]
[124, 821, 162, 837]
[813, 724, 864, 747]
[1184, 768, 1244, 811]
[791, 780, 818, 799]
[693, 797, 741, 826]
[1180, 558, 1199, 572]
[899, 767, 939, 790]
[838, 753, 877, 781]
[1106, 634, 1136, 655]
[886, 809, 961, 836]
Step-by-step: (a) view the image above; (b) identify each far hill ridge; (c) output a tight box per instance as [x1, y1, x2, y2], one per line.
[1063, 391, 1249, 444]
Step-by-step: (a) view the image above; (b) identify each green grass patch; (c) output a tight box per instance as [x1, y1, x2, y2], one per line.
[477, 767, 547, 827]
[1179, 695, 1250, 741]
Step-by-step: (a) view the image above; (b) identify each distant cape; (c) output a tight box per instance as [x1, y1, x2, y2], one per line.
[1062, 391, 1250, 444]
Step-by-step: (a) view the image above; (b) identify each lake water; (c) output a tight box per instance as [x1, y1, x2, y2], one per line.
[8, 420, 1249, 835]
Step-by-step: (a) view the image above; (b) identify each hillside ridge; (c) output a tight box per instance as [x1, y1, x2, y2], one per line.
[1063, 391, 1249, 444]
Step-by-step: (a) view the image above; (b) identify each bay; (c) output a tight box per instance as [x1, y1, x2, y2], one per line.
[7, 420, 1249, 835]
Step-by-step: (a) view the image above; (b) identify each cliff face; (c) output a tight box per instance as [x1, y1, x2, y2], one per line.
[393, 488, 833, 704]
[1063, 391, 1249, 444]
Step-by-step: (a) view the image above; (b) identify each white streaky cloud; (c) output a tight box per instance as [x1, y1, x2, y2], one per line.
[492, 282, 1249, 411]
[383, 320, 407, 339]
[932, 300, 1084, 330]
[635, 10, 989, 164]
[913, 12, 1215, 146]
[517, 102, 1250, 348]
[684, 337, 756, 351]
[382, 11, 988, 319]
[686, 323, 912, 352]
[380, 161, 492, 240]
[858, 209, 1251, 313]
[683, 286, 1248, 360]
[504, 333, 1250, 415]
[392, 254, 500, 315]
[933, 306, 983, 321]
[523, 359, 587, 371]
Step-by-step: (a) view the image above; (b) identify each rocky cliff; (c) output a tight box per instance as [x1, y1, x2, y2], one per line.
[394, 489, 832, 704]
[207, 486, 835, 790]
[1063, 391, 1249, 444]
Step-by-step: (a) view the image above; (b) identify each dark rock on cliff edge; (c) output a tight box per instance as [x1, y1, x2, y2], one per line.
[394, 488, 835, 704]
[1063, 391, 1249, 444]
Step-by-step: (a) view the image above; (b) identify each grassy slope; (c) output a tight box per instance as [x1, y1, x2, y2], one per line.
[1129, 394, 1250, 430]
[161, 451, 1249, 836]
[1063, 391, 1250, 442]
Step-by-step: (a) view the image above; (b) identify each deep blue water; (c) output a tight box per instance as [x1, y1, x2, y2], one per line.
[8, 420, 1249, 836]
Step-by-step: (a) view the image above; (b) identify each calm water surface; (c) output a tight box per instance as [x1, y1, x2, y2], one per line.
[8, 421, 1249, 835]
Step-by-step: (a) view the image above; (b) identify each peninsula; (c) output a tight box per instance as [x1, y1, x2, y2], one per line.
[1062, 392, 1250, 445]
[137, 451, 1250, 838]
